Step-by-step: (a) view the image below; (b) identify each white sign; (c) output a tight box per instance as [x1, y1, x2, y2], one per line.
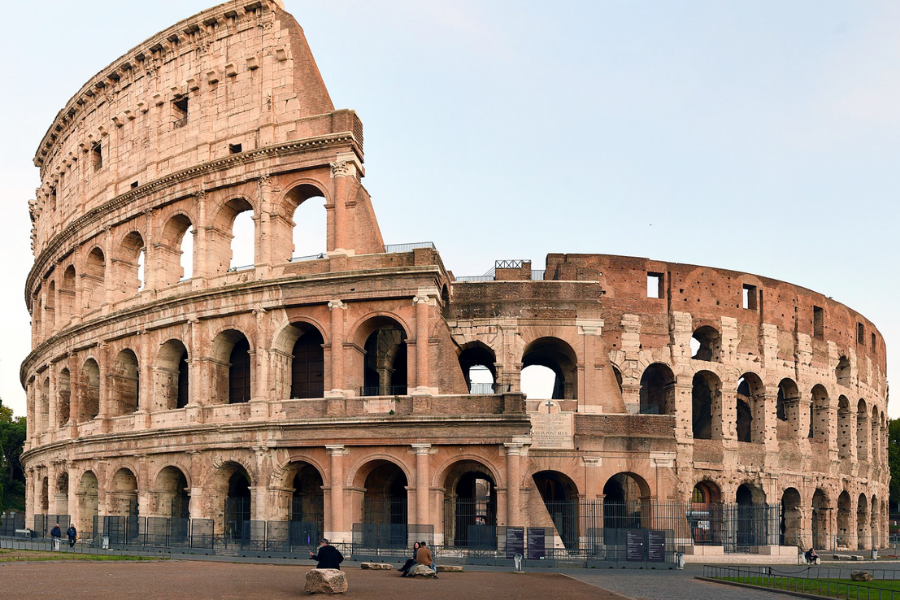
[530, 410, 574, 450]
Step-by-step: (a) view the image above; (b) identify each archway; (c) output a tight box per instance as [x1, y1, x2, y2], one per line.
[83, 247, 105, 309]
[837, 491, 852, 548]
[532, 470, 580, 550]
[776, 379, 800, 440]
[286, 185, 327, 262]
[40, 378, 49, 433]
[871, 407, 880, 464]
[110, 349, 139, 416]
[442, 461, 497, 549]
[737, 373, 764, 443]
[55, 472, 69, 522]
[812, 489, 831, 550]
[109, 468, 138, 517]
[359, 461, 409, 548]
[458, 343, 497, 395]
[117, 231, 145, 297]
[214, 198, 255, 273]
[836, 356, 851, 386]
[692, 371, 720, 439]
[290, 327, 325, 399]
[60, 266, 76, 324]
[521, 337, 578, 400]
[857, 494, 869, 550]
[157, 340, 190, 410]
[155, 466, 190, 519]
[870, 496, 880, 549]
[39, 476, 49, 514]
[780, 488, 802, 547]
[857, 400, 869, 460]
[810, 385, 829, 441]
[639, 363, 675, 415]
[223, 466, 252, 539]
[79, 359, 100, 422]
[160, 214, 194, 284]
[76, 471, 99, 534]
[288, 462, 325, 546]
[602, 473, 649, 540]
[210, 330, 252, 404]
[837, 397, 851, 459]
[358, 317, 408, 396]
[57, 368, 71, 427]
[735, 483, 767, 549]
[690, 480, 723, 545]
[691, 326, 721, 361]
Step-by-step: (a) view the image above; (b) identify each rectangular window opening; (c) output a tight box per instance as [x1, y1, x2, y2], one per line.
[857, 322, 865, 344]
[813, 306, 824, 339]
[173, 97, 189, 128]
[131, 181, 139, 189]
[646, 272, 663, 299]
[742, 284, 758, 310]
[91, 142, 102, 171]
[871, 332, 877, 352]
[229, 143, 243, 154]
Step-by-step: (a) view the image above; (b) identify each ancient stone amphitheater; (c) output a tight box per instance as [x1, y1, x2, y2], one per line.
[19, 0, 888, 560]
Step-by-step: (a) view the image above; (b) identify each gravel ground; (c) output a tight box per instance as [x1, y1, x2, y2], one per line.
[0, 560, 631, 600]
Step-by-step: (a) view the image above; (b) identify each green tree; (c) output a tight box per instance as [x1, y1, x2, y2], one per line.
[890, 419, 900, 513]
[0, 399, 27, 513]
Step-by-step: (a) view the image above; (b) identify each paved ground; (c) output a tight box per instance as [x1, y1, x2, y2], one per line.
[0, 560, 630, 600]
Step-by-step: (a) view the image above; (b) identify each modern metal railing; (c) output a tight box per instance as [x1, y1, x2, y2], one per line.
[291, 253, 327, 262]
[383, 241, 436, 253]
[703, 564, 900, 599]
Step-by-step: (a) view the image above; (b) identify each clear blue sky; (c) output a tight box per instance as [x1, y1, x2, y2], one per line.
[0, 1, 897, 417]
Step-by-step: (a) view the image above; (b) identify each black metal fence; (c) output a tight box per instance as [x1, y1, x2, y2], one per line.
[703, 565, 900, 599]
[1, 512, 25, 536]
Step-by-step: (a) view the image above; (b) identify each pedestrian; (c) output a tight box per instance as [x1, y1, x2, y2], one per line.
[398, 541, 420, 576]
[416, 541, 438, 579]
[50, 523, 61, 551]
[66, 524, 77, 548]
[309, 538, 344, 569]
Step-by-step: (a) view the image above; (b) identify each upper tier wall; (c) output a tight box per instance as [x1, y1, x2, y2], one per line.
[28, 0, 353, 259]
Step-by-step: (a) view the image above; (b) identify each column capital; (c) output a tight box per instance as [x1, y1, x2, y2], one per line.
[576, 319, 604, 335]
[325, 445, 347, 456]
[328, 299, 347, 310]
[503, 442, 524, 456]
[411, 444, 433, 455]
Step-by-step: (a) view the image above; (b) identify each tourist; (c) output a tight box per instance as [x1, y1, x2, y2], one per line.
[416, 541, 438, 579]
[805, 547, 820, 565]
[50, 523, 61, 550]
[398, 541, 420, 576]
[66, 524, 77, 548]
[309, 538, 344, 569]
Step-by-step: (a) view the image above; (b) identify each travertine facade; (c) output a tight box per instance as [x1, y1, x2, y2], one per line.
[21, 0, 888, 553]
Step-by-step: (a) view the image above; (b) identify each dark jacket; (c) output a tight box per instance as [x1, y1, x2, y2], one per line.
[50, 526, 61, 538]
[312, 544, 344, 569]
[66, 526, 77, 541]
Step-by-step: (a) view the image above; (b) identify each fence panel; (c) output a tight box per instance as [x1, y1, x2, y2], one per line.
[190, 518, 214, 549]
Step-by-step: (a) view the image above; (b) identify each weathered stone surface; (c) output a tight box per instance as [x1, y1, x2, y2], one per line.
[360, 563, 393, 570]
[305, 569, 348, 594]
[851, 571, 874, 582]
[437, 565, 463, 573]
[409, 564, 436, 578]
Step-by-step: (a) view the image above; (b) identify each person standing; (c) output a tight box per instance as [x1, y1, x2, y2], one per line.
[50, 523, 61, 551]
[66, 524, 77, 548]
[309, 539, 344, 569]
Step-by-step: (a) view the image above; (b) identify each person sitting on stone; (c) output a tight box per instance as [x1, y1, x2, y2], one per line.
[416, 541, 438, 579]
[805, 548, 820, 564]
[398, 541, 420, 576]
[309, 538, 344, 569]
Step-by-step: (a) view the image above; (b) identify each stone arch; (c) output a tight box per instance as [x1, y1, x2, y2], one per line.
[211, 197, 257, 275]
[46, 280, 56, 332]
[857, 493, 869, 550]
[281, 182, 328, 263]
[350, 315, 410, 396]
[521, 336, 578, 400]
[352, 458, 410, 548]
[76, 471, 99, 534]
[60, 265, 76, 324]
[153, 465, 191, 519]
[281, 460, 326, 541]
[871, 495, 880, 548]
[735, 482, 768, 549]
[737, 372, 765, 443]
[116, 230, 145, 297]
[603, 472, 651, 532]
[57, 368, 71, 427]
[39, 475, 49, 513]
[781, 487, 802, 546]
[441, 459, 499, 549]
[776, 378, 800, 440]
[692, 370, 721, 440]
[857, 399, 869, 460]
[156, 339, 190, 410]
[210, 328, 253, 404]
[810, 384, 829, 441]
[109, 348, 140, 416]
[811, 488, 831, 550]
[837, 396, 852, 459]
[871, 406, 880, 464]
[79, 358, 100, 423]
[837, 490, 852, 548]
[271, 321, 326, 400]
[639, 363, 675, 415]
[691, 325, 721, 361]
[458, 341, 497, 394]
[83, 247, 105, 309]
[532, 470, 581, 550]
[39, 376, 50, 433]
[207, 459, 255, 537]
[159, 212, 195, 285]
[835, 356, 851, 386]
[109, 467, 138, 516]
[55, 471, 69, 516]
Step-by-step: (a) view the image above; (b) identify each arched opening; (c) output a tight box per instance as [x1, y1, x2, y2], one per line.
[160, 214, 194, 285]
[780, 488, 802, 547]
[224, 467, 252, 540]
[735, 483, 767, 549]
[691, 326, 721, 361]
[358, 317, 407, 396]
[157, 340, 190, 410]
[836, 356, 851, 386]
[39, 476, 49, 513]
[857, 400, 869, 460]
[210, 330, 252, 404]
[810, 385, 829, 441]
[79, 359, 100, 423]
[110, 349, 139, 416]
[213, 198, 255, 273]
[33, 295, 42, 340]
[812, 489, 831, 550]
[871, 407, 880, 464]
[55, 472, 69, 521]
[776, 379, 800, 440]
[76, 471, 99, 534]
[857, 494, 869, 550]
[458, 343, 497, 395]
[690, 481, 723, 545]
[57, 368, 70, 427]
[46, 280, 56, 332]
[602, 473, 649, 539]
[532, 470, 580, 550]
[692, 371, 720, 440]
[288, 462, 325, 546]
[639, 363, 675, 415]
[736, 378, 753, 443]
[40, 377, 50, 433]
[117, 231, 145, 297]
[442, 461, 497, 549]
[359, 461, 409, 548]
[83, 247, 105, 309]
[290, 326, 325, 399]
[837, 491, 852, 548]
[60, 266, 76, 325]
[109, 468, 138, 517]
[155, 466, 190, 520]
[286, 185, 327, 262]
[521, 337, 578, 400]
[837, 397, 851, 459]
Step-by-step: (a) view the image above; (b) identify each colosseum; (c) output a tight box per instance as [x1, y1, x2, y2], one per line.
[18, 0, 889, 563]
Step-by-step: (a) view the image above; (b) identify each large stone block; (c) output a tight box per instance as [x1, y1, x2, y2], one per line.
[305, 569, 348, 594]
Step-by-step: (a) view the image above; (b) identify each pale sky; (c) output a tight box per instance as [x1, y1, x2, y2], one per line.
[0, 1, 897, 417]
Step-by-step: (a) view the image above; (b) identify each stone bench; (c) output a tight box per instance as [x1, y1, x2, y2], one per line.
[409, 564, 436, 578]
[360, 563, 393, 570]
[852, 555, 865, 561]
[834, 554, 853, 560]
[305, 569, 348, 594]
[437, 565, 464, 573]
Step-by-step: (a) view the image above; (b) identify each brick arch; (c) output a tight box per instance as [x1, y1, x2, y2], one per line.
[433, 455, 504, 490]
[150, 461, 193, 491]
[346, 453, 413, 489]
[271, 317, 329, 353]
[271, 453, 330, 488]
[347, 312, 412, 347]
